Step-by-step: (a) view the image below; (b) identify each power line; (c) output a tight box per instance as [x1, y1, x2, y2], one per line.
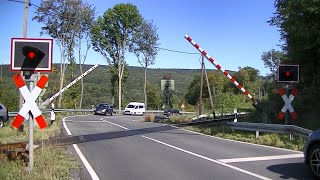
[8, 0, 40, 8]
[157, 47, 199, 55]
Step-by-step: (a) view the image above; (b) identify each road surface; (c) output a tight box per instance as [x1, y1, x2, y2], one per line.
[63, 115, 313, 180]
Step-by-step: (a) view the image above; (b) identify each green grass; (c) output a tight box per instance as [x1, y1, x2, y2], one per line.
[187, 125, 306, 151]
[0, 115, 62, 144]
[0, 114, 78, 180]
[0, 146, 78, 180]
[157, 114, 306, 151]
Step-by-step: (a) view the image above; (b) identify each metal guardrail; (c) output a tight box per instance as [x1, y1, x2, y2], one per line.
[175, 116, 239, 127]
[227, 121, 312, 138]
[8, 109, 197, 117]
[8, 109, 311, 138]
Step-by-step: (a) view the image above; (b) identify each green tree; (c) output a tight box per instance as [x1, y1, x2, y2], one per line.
[91, 3, 143, 110]
[265, 0, 320, 128]
[33, 0, 95, 108]
[261, 49, 285, 79]
[269, 0, 320, 87]
[132, 19, 160, 110]
[147, 83, 162, 110]
[233, 66, 261, 100]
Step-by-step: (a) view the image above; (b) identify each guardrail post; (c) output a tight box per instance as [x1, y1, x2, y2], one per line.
[233, 108, 238, 122]
[256, 131, 259, 138]
[289, 134, 294, 141]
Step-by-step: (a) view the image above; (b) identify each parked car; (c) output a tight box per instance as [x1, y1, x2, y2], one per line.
[0, 102, 9, 128]
[303, 129, 320, 179]
[93, 103, 113, 116]
[124, 102, 145, 115]
[164, 108, 180, 116]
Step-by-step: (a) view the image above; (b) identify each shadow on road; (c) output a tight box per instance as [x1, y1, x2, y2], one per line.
[267, 162, 315, 180]
[42, 125, 195, 146]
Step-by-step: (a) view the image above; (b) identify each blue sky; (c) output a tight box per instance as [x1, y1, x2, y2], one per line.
[0, 0, 282, 76]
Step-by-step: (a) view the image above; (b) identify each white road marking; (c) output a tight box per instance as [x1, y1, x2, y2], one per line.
[64, 120, 107, 123]
[218, 154, 304, 163]
[63, 117, 100, 180]
[102, 119, 130, 130]
[172, 125, 302, 153]
[142, 135, 271, 180]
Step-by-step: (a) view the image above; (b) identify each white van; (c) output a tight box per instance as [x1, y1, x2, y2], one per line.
[124, 102, 145, 115]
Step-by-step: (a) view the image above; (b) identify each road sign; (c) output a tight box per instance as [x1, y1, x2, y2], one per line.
[161, 80, 175, 91]
[278, 88, 298, 120]
[11, 74, 48, 129]
[10, 38, 53, 72]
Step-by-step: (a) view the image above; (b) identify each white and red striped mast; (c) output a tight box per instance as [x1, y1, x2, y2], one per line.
[184, 34, 257, 106]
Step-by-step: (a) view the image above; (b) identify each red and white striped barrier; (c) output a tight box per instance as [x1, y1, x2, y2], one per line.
[12, 74, 48, 129]
[184, 35, 256, 104]
[278, 88, 298, 120]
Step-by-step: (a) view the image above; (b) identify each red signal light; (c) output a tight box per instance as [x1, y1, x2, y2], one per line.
[27, 51, 36, 59]
[285, 71, 291, 77]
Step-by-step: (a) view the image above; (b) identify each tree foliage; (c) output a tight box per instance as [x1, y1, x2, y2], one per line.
[184, 68, 257, 113]
[254, 0, 320, 129]
[261, 49, 285, 77]
[90, 3, 143, 110]
[33, 0, 95, 108]
[269, 0, 320, 87]
[132, 19, 160, 110]
[233, 66, 261, 98]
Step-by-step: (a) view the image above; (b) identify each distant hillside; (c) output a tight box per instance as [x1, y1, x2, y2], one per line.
[0, 64, 236, 109]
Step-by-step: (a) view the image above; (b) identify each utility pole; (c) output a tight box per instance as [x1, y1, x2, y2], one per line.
[203, 63, 216, 118]
[199, 55, 204, 116]
[19, 0, 30, 109]
[23, 0, 34, 171]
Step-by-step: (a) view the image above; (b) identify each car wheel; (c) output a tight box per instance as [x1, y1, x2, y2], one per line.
[308, 144, 320, 179]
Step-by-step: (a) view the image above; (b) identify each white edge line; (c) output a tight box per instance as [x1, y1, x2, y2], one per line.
[217, 154, 304, 163]
[142, 135, 271, 180]
[63, 117, 100, 180]
[171, 125, 302, 154]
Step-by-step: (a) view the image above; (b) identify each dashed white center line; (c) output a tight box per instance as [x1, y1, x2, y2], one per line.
[102, 119, 130, 130]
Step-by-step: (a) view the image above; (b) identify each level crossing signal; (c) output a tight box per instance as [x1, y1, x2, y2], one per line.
[277, 65, 299, 83]
[10, 38, 53, 72]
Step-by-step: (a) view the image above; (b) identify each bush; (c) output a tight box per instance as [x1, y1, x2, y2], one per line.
[144, 114, 155, 122]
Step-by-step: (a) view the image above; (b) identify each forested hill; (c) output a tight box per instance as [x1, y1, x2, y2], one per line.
[0, 64, 236, 111]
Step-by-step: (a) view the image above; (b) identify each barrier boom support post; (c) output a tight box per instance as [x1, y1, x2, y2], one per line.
[184, 34, 257, 107]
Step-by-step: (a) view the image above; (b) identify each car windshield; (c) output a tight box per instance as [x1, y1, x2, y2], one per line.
[127, 105, 135, 108]
[97, 104, 108, 108]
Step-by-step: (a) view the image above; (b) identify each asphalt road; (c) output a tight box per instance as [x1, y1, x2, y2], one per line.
[63, 115, 314, 180]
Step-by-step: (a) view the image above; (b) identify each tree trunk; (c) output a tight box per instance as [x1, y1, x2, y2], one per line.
[58, 46, 65, 108]
[118, 65, 122, 111]
[79, 37, 83, 109]
[144, 66, 147, 110]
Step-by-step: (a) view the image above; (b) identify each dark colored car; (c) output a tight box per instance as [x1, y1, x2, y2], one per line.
[164, 109, 180, 116]
[303, 129, 320, 179]
[0, 102, 9, 128]
[94, 103, 113, 116]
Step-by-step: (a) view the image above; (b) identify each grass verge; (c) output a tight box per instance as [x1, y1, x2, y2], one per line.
[154, 114, 305, 151]
[186, 125, 306, 151]
[0, 114, 78, 180]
